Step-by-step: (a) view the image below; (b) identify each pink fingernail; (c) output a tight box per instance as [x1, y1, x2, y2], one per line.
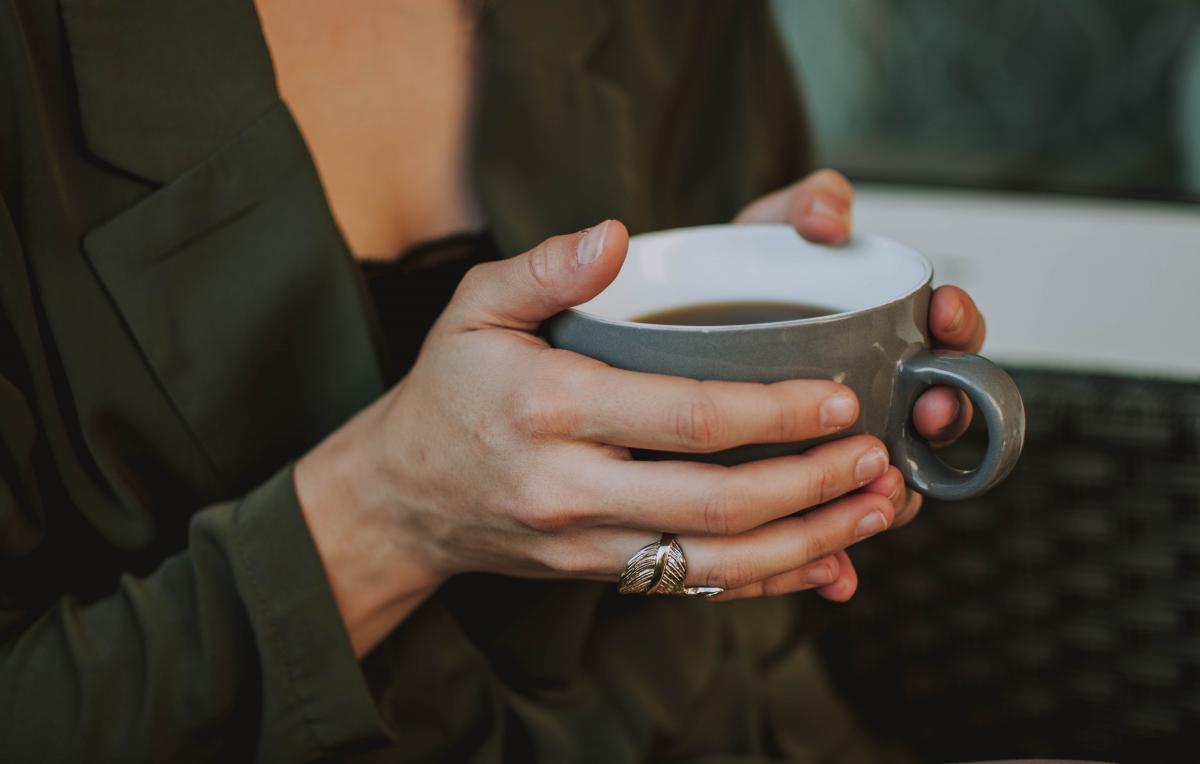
[805, 565, 835, 586]
[946, 301, 965, 333]
[810, 197, 841, 218]
[854, 447, 888, 484]
[855, 510, 889, 539]
[946, 394, 963, 426]
[577, 220, 609, 265]
[819, 393, 857, 428]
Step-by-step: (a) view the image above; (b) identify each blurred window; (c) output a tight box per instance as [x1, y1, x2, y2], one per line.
[772, 0, 1200, 202]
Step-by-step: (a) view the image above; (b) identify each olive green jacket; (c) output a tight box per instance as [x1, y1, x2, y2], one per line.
[0, 2, 875, 762]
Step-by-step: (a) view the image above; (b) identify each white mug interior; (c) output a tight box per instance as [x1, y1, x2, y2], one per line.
[573, 224, 932, 327]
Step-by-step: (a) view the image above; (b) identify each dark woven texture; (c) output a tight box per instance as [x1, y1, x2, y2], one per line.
[815, 368, 1200, 763]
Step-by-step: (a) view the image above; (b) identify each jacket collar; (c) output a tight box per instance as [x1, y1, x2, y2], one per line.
[60, 0, 281, 184]
[473, 0, 638, 255]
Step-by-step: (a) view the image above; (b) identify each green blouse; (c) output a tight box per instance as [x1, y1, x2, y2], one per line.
[0, 1, 902, 761]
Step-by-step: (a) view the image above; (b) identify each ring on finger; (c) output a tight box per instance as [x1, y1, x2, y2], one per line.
[617, 533, 723, 597]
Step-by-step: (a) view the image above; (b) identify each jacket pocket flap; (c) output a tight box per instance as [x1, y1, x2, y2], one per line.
[84, 104, 305, 266]
[83, 102, 383, 491]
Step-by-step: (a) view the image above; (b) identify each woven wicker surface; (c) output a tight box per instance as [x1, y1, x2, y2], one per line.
[815, 368, 1200, 763]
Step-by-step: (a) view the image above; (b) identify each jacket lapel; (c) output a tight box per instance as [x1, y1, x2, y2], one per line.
[60, 0, 279, 184]
[60, 0, 384, 493]
[55, 0, 650, 490]
[474, 0, 642, 256]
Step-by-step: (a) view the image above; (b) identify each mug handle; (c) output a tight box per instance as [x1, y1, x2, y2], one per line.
[889, 350, 1026, 501]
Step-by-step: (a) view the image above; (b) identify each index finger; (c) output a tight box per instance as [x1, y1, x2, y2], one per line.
[557, 356, 861, 452]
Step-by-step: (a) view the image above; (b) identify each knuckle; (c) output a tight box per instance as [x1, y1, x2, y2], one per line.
[506, 377, 575, 440]
[708, 558, 756, 591]
[531, 539, 600, 577]
[452, 263, 490, 304]
[527, 540, 572, 574]
[798, 453, 843, 506]
[519, 507, 572, 534]
[526, 240, 555, 292]
[782, 510, 833, 564]
[511, 485, 574, 533]
[792, 524, 826, 566]
[817, 460, 842, 504]
[442, 264, 491, 323]
[769, 389, 801, 442]
[527, 543, 565, 573]
[700, 483, 752, 536]
[670, 392, 726, 452]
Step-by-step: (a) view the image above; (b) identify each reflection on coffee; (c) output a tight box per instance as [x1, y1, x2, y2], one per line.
[632, 300, 840, 326]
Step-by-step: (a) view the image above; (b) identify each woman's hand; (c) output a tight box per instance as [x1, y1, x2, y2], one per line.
[734, 168, 987, 598]
[735, 168, 985, 445]
[295, 220, 907, 656]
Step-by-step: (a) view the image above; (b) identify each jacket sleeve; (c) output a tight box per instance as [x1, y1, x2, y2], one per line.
[0, 22, 388, 748]
[0, 456, 390, 763]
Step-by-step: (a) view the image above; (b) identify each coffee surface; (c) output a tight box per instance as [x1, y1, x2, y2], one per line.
[632, 300, 840, 326]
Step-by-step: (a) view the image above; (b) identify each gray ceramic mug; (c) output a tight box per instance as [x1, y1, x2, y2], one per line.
[547, 224, 1025, 501]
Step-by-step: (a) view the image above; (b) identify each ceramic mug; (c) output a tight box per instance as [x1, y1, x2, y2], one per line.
[547, 224, 1025, 501]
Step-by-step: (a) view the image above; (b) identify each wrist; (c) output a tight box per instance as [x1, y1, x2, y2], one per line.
[294, 394, 445, 656]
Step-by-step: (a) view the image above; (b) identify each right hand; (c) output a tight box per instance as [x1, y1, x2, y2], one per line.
[296, 220, 916, 656]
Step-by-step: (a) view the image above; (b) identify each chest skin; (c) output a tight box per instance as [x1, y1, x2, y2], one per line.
[254, 0, 484, 261]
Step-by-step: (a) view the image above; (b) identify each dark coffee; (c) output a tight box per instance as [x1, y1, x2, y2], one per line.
[632, 300, 840, 326]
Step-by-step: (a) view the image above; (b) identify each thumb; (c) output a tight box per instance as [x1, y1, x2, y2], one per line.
[444, 219, 628, 331]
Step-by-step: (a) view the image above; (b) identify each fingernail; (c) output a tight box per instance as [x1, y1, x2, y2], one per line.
[855, 510, 889, 539]
[888, 481, 903, 504]
[577, 220, 609, 265]
[819, 393, 857, 428]
[807, 194, 851, 235]
[805, 565, 835, 586]
[807, 192, 846, 218]
[810, 196, 841, 218]
[855, 447, 887, 484]
[944, 395, 963, 432]
[946, 301, 965, 333]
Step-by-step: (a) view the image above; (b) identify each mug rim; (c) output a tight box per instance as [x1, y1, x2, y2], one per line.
[564, 225, 934, 332]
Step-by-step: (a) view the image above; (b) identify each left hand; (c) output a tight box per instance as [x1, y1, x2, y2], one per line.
[729, 169, 985, 601]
